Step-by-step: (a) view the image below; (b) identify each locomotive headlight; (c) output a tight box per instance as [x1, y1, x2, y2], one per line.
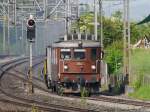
[91, 65, 96, 70]
[64, 65, 68, 70]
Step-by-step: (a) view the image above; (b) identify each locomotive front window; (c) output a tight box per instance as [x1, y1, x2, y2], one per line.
[60, 49, 71, 60]
[91, 48, 97, 60]
[74, 49, 86, 60]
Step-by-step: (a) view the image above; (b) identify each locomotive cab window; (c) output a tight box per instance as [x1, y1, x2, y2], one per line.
[60, 49, 71, 60]
[91, 48, 97, 60]
[74, 49, 86, 60]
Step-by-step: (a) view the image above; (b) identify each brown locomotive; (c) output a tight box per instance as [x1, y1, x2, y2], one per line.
[44, 34, 103, 94]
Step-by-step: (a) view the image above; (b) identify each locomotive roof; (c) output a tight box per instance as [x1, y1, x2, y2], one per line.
[52, 40, 101, 48]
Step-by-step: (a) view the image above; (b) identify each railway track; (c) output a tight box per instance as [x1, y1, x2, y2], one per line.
[0, 57, 28, 80]
[12, 60, 44, 83]
[0, 57, 95, 112]
[4, 57, 150, 109]
[10, 60, 51, 93]
[88, 95, 150, 107]
[1, 57, 149, 111]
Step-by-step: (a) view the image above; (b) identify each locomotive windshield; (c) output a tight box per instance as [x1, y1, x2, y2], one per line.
[91, 48, 97, 60]
[74, 49, 85, 60]
[60, 49, 71, 60]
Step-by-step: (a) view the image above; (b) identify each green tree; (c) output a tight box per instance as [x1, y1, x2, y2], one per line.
[102, 17, 123, 47]
[105, 41, 123, 74]
[74, 11, 150, 74]
[112, 10, 123, 20]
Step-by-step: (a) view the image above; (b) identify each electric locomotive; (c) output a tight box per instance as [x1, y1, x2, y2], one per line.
[44, 33, 103, 94]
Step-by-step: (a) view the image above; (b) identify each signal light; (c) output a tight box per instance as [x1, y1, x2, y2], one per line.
[28, 19, 35, 27]
[27, 15, 36, 42]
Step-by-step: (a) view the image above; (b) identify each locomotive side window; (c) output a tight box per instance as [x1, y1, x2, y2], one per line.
[74, 49, 86, 60]
[60, 49, 71, 60]
[91, 48, 97, 60]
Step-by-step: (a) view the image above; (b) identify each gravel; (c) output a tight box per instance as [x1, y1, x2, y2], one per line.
[0, 59, 150, 112]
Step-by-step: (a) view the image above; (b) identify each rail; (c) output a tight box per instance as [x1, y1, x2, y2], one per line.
[0, 57, 95, 112]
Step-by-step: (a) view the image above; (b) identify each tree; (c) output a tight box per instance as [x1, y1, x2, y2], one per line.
[74, 12, 150, 74]
[105, 41, 123, 74]
[112, 10, 123, 20]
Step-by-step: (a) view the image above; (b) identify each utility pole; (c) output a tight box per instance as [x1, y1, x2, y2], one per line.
[14, 0, 16, 25]
[44, 0, 47, 50]
[21, 6, 24, 56]
[77, 0, 80, 33]
[123, 0, 130, 88]
[56, 0, 58, 19]
[21, 19, 24, 55]
[3, 2, 6, 54]
[7, 0, 10, 55]
[14, 0, 17, 55]
[43, 0, 47, 20]
[67, 0, 71, 34]
[94, 0, 98, 40]
[3, 16, 6, 54]
[99, 0, 103, 47]
[98, 0, 105, 88]
[64, 0, 70, 36]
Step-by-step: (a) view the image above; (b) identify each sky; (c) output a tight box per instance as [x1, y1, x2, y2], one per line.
[80, 0, 150, 21]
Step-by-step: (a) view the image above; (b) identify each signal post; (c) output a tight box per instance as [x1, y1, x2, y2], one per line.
[27, 15, 36, 94]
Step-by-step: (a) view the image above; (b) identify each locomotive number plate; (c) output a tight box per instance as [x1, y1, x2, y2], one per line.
[76, 62, 84, 66]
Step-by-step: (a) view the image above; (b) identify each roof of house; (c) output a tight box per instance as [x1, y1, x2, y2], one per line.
[137, 14, 150, 25]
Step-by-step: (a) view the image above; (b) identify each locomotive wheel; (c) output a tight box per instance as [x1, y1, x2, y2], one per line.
[93, 83, 100, 93]
[51, 85, 56, 92]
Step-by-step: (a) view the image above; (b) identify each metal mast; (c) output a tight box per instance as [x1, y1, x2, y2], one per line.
[123, 0, 130, 85]
[7, 0, 10, 55]
[14, 0, 17, 55]
[67, 0, 71, 34]
[94, 0, 98, 41]
[14, 0, 16, 25]
[3, 1, 6, 54]
[43, 0, 47, 19]
[99, 0, 103, 47]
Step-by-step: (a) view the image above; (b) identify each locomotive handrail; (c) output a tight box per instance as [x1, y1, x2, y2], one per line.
[96, 60, 101, 73]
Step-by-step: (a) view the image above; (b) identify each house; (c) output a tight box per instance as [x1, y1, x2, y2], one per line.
[133, 36, 150, 49]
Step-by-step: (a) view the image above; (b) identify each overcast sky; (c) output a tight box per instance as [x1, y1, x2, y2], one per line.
[80, 0, 150, 21]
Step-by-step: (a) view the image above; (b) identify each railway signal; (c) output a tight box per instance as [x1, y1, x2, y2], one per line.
[27, 15, 36, 42]
[26, 15, 36, 94]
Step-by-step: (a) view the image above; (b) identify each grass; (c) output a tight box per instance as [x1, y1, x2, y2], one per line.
[80, 87, 88, 108]
[31, 104, 39, 112]
[129, 49, 150, 100]
[131, 49, 150, 84]
[129, 86, 150, 100]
